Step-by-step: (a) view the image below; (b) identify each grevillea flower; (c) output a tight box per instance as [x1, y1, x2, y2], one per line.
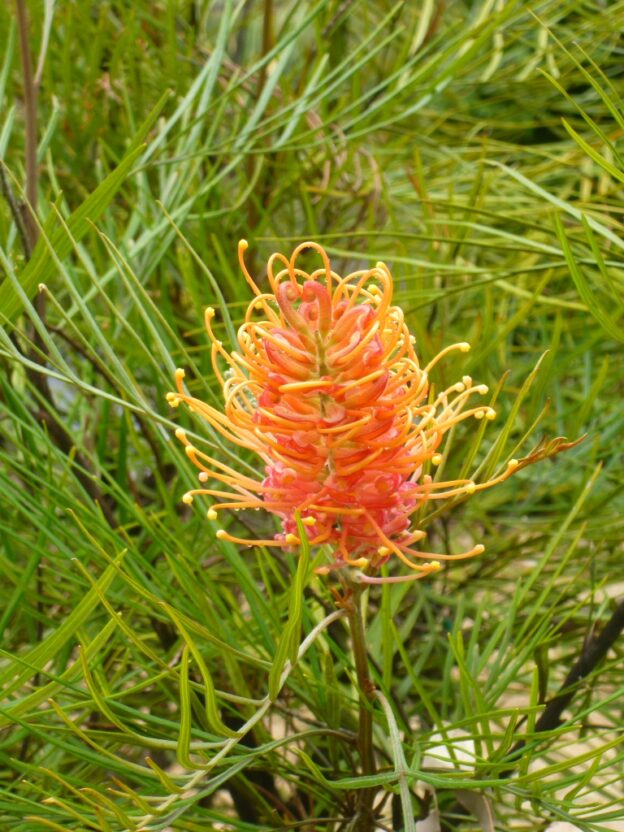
[168, 241, 578, 584]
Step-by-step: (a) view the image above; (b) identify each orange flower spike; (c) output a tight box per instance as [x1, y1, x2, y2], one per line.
[169, 241, 577, 583]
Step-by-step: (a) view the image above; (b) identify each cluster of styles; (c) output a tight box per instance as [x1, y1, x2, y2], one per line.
[168, 242, 574, 584]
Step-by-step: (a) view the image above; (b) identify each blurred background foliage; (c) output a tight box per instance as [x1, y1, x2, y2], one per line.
[0, 1, 623, 830]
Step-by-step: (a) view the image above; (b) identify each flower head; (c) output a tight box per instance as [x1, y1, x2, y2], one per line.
[169, 241, 578, 583]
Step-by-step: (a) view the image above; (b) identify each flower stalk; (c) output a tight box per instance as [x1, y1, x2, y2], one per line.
[344, 579, 377, 831]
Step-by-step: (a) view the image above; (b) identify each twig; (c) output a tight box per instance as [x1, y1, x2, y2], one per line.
[15, 0, 39, 250]
[0, 164, 32, 258]
[259, 0, 274, 91]
[508, 596, 624, 763]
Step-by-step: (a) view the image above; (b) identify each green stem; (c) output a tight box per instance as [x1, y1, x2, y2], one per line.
[346, 580, 376, 831]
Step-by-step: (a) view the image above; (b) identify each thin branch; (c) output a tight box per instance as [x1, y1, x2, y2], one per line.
[0, 163, 32, 259]
[511, 596, 624, 757]
[15, 0, 39, 250]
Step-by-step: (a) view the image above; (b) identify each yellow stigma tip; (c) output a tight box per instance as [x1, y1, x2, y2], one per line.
[466, 481, 476, 494]
[485, 408, 496, 420]
[182, 493, 193, 505]
[175, 368, 185, 380]
[206, 307, 215, 318]
[185, 444, 195, 456]
[459, 342, 471, 353]
[215, 528, 227, 539]
[377, 546, 391, 557]
[352, 557, 370, 568]
[428, 560, 442, 571]
[239, 239, 248, 249]
[207, 509, 218, 520]
[301, 516, 316, 526]
[477, 384, 489, 395]
[174, 428, 186, 441]
[198, 471, 209, 482]
[431, 453, 443, 466]
[285, 533, 300, 545]
[508, 458, 519, 469]
[473, 544, 485, 554]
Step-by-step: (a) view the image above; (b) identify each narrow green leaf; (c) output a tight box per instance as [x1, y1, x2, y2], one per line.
[177, 645, 193, 768]
[165, 605, 238, 738]
[555, 213, 624, 342]
[0, 618, 117, 728]
[0, 555, 122, 697]
[268, 514, 311, 700]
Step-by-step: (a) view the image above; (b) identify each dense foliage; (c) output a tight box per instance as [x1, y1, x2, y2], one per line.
[1, 2, 623, 830]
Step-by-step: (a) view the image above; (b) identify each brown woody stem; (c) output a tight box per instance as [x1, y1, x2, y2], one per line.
[15, 0, 39, 250]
